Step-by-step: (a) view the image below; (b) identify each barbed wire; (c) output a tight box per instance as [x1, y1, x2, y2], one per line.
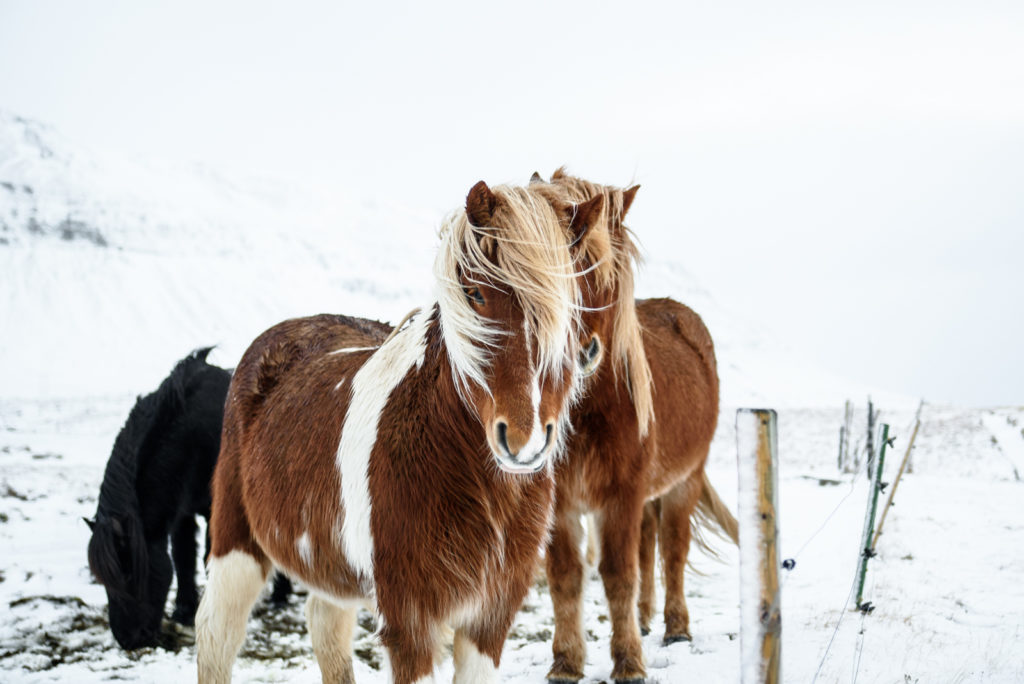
[810, 558, 861, 683]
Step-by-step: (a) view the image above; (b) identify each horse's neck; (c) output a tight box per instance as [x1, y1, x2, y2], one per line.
[377, 322, 489, 470]
[583, 361, 633, 414]
[419, 325, 480, 435]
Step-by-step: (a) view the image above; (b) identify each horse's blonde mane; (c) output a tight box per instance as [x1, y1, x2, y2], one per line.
[435, 183, 580, 403]
[547, 169, 654, 437]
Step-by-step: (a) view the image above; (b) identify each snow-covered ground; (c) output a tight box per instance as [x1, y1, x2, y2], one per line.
[2, 112, 1022, 682]
[3, 400, 1022, 682]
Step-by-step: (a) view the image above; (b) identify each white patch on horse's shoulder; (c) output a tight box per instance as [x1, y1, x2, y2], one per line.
[296, 531, 313, 567]
[336, 311, 430, 587]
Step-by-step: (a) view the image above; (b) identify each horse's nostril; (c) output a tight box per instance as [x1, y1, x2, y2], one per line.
[496, 421, 512, 457]
[588, 337, 600, 360]
[544, 423, 554, 451]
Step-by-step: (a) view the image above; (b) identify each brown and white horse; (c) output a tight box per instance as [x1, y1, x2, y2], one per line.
[532, 170, 737, 684]
[195, 181, 603, 684]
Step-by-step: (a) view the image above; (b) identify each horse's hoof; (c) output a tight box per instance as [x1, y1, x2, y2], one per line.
[548, 679, 582, 684]
[613, 679, 646, 684]
[663, 633, 692, 645]
[640, 625, 651, 636]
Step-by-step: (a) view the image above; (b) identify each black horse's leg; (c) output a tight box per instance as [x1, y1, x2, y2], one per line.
[269, 572, 293, 606]
[170, 515, 200, 626]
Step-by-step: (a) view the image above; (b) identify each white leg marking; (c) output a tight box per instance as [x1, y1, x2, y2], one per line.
[196, 551, 267, 684]
[453, 629, 498, 684]
[411, 675, 438, 684]
[336, 311, 430, 584]
[305, 595, 356, 684]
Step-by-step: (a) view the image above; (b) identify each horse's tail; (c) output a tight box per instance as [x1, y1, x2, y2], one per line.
[689, 471, 739, 562]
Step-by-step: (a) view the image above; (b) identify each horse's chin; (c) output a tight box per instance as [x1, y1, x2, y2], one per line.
[493, 453, 549, 475]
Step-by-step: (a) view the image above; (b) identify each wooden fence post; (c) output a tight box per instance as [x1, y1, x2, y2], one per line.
[906, 399, 924, 474]
[736, 409, 780, 684]
[871, 418, 920, 549]
[838, 399, 853, 471]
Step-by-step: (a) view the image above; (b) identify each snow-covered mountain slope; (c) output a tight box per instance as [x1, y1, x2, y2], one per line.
[1, 111, 438, 398]
[1, 111, 909, 408]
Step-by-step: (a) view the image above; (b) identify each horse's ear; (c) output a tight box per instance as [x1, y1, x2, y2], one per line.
[551, 166, 567, 180]
[569, 194, 605, 246]
[621, 184, 640, 218]
[83, 517, 96, 531]
[529, 171, 544, 184]
[466, 180, 497, 228]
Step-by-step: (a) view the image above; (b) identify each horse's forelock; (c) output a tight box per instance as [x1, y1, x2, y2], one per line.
[435, 184, 580, 400]
[546, 171, 655, 437]
[87, 521, 124, 590]
[87, 516, 148, 599]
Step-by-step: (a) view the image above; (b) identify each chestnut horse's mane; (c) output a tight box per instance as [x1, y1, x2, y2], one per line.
[435, 183, 581, 403]
[547, 168, 654, 437]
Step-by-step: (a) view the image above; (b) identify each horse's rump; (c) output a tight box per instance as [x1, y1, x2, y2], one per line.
[636, 298, 719, 497]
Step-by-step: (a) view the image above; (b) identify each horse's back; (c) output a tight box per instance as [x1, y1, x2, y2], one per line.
[133, 349, 233, 524]
[231, 314, 392, 412]
[637, 298, 719, 492]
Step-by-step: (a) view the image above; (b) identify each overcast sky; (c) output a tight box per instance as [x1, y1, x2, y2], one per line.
[2, 0, 1021, 406]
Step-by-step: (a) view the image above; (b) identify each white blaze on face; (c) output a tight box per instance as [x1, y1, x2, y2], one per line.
[518, 372, 548, 459]
[335, 312, 429, 587]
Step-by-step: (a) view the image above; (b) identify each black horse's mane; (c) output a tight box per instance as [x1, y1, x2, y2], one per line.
[87, 347, 216, 597]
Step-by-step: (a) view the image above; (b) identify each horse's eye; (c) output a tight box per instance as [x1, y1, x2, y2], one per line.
[464, 286, 485, 306]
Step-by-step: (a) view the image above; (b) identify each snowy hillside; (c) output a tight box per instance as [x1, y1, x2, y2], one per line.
[0, 111, 902, 408]
[0, 111, 439, 399]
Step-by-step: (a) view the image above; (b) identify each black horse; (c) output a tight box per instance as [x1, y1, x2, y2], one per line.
[86, 348, 290, 650]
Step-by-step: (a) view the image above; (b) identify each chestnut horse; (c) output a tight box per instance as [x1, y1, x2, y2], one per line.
[532, 170, 737, 684]
[195, 181, 603, 684]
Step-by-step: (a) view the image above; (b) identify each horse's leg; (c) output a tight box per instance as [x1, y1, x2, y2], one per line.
[596, 493, 646, 684]
[269, 572, 293, 605]
[379, 621, 439, 684]
[453, 627, 499, 684]
[170, 514, 200, 625]
[195, 549, 269, 683]
[637, 499, 660, 636]
[658, 477, 702, 644]
[305, 595, 356, 684]
[545, 508, 587, 683]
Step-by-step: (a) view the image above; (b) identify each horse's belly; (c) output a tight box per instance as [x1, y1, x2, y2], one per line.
[254, 524, 366, 601]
